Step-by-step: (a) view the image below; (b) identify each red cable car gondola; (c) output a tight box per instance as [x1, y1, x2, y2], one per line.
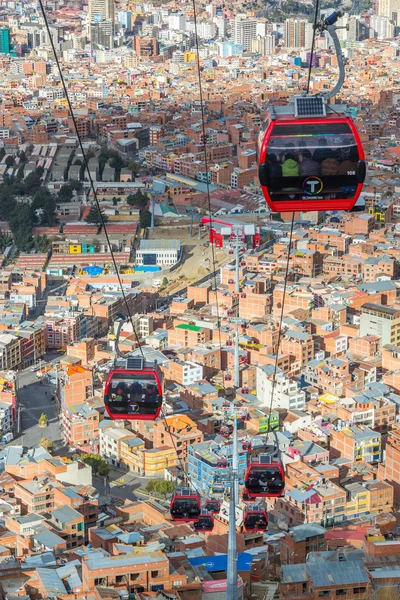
[245, 454, 285, 498]
[104, 358, 163, 421]
[243, 508, 268, 532]
[220, 426, 230, 438]
[193, 513, 214, 532]
[258, 97, 366, 213]
[204, 499, 221, 513]
[170, 488, 201, 522]
[216, 457, 228, 468]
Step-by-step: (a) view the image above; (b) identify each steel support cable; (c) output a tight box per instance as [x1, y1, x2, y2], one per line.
[306, 0, 321, 94]
[39, 0, 205, 509]
[191, 0, 223, 352]
[37, 0, 145, 360]
[266, 213, 295, 436]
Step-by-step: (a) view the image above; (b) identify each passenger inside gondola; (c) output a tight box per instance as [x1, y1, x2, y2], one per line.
[264, 122, 360, 201]
[171, 498, 201, 520]
[205, 500, 220, 513]
[244, 512, 268, 531]
[247, 467, 285, 496]
[106, 373, 161, 416]
[193, 515, 214, 531]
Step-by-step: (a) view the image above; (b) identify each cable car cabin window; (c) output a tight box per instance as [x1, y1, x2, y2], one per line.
[244, 512, 268, 531]
[170, 498, 201, 520]
[246, 465, 285, 497]
[105, 372, 161, 416]
[266, 122, 359, 201]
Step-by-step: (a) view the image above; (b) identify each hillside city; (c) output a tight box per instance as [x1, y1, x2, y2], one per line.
[0, 0, 398, 598]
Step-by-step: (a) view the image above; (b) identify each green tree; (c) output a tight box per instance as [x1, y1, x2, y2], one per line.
[145, 481, 156, 493]
[79, 452, 110, 476]
[128, 161, 140, 179]
[109, 154, 124, 181]
[97, 461, 110, 477]
[23, 167, 44, 194]
[154, 480, 175, 496]
[31, 189, 58, 226]
[34, 235, 50, 253]
[140, 210, 152, 228]
[74, 158, 82, 166]
[0, 232, 12, 252]
[18, 150, 27, 163]
[69, 179, 83, 193]
[5, 156, 14, 168]
[57, 184, 74, 202]
[0, 148, 5, 161]
[127, 191, 149, 209]
[85, 206, 107, 225]
[162, 277, 168, 287]
[16, 164, 25, 180]
[9, 204, 34, 251]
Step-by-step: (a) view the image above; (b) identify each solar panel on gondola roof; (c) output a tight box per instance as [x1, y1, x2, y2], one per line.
[126, 357, 143, 370]
[294, 96, 326, 118]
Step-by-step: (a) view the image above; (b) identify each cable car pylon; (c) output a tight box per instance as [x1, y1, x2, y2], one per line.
[226, 242, 243, 600]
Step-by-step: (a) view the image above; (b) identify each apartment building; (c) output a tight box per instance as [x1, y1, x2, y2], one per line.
[99, 423, 133, 467]
[61, 365, 93, 408]
[330, 426, 382, 463]
[44, 314, 84, 349]
[280, 559, 371, 600]
[380, 427, 400, 501]
[360, 303, 400, 346]
[81, 551, 183, 593]
[164, 360, 203, 386]
[256, 366, 306, 411]
[14, 478, 55, 515]
[153, 415, 203, 460]
[168, 323, 212, 347]
[62, 403, 99, 451]
[0, 334, 21, 370]
[49, 506, 85, 550]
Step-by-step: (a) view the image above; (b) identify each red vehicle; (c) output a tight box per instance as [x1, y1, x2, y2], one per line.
[193, 513, 214, 532]
[170, 489, 201, 522]
[220, 426, 230, 438]
[216, 457, 228, 469]
[204, 499, 221, 513]
[243, 509, 268, 532]
[104, 359, 162, 421]
[258, 99, 366, 213]
[245, 456, 285, 498]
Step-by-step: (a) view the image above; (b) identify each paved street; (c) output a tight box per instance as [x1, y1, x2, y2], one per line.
[13, 369, 63, 450]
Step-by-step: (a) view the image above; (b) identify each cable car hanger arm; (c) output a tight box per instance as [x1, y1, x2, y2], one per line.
[317, 11, 348, 101]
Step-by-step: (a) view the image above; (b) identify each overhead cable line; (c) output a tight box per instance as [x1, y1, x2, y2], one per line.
[38, 0, 145, 360]
[266, 214, 295, 435]
[192, 0, 223, 352]
[306, 0, 321, 94]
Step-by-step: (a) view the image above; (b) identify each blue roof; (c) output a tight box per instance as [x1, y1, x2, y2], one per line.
[189, 552, 253, 572]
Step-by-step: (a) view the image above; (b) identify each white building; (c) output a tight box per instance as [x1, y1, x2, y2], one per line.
[256, 365, 306, 411]
[136, 239, 181, 267]
[99, 422, 132, 467]
[232, 15, 257, 51]
[178, 361, 203, 386]
[369, 15, 393, 38]
[168, 13, 186, 31]
[0, 401, 12, 434]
